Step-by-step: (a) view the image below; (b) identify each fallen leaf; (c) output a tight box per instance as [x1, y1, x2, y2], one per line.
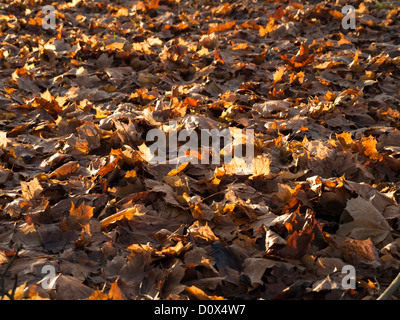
[338, 196, 392, 245]
[340, 238, 380, 267]
[185, 285, 226, 300]
[187, 221, 219, 242]
[48, 161, 80, 180]
[100, 206, 143, 228]
[21, 178, 43, 201]
[60, 202, 94, 230]
[108, 281, 126, 300]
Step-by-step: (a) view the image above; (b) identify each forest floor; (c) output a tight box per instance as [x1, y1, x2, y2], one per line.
[1, 0, 400, 300]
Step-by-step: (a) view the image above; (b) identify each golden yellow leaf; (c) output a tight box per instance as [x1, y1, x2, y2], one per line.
[108, 281, 125, 300]
[187, 221, 219, 242]
[208, 21, 235, 34]
[115, 7, 129, 17]
[21, 177, 43, 201]
[168, 163, 189, 176]
[59, 202, 95, 231]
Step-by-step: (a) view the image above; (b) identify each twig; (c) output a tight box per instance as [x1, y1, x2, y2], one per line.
[0, 245, 22, 300]
[377, 271, 400, 300]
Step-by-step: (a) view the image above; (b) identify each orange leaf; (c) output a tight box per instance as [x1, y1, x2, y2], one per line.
[4, 248, 15, 257]
[273, 66, 285, 84]
[146, 0, 159, 10]
[31, 96, 63, 116]
[168, 163, 189, 176]
[208, 21, 235, 34]
[337, 132, 354, 150]
[324, 91, 336, 101]
[4, 87, 17, 95]
[69, 202, 94, 225]
[292, 2, 303, 10]
[214, 49, 225, 64]
[108, 281, 126, 300]
[20, 177, 43, 201]
[281, 43, 314, 70]
[98, 163, 116, 177]
[240, 20, 260, 30]
[338, 33, 352, 46]
[185, 286, 227, 300]
[184, 97, 198, 107]
[105, 42, 125, 51]
[115, 7, 129, 17]
[361, 136, 383, 161]
[329, 9, 344, 19]
[259, 17, 276, 36]
[187, 221, 219, 242]
[48, 161, 80, 180]
[232, 42, 249, 50]
[156, 241, 191, 257]
[273, 6, 284, 21]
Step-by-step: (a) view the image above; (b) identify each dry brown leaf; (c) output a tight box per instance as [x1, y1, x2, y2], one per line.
[338, 196, 392, 245]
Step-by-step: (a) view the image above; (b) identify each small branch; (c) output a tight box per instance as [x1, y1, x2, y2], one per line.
[0, 245, 22, 300]
[377, 271, 400, 300]
[9, 274, 19, 300]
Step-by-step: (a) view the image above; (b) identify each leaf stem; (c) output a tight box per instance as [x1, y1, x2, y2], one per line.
[377, 271, 400, 300]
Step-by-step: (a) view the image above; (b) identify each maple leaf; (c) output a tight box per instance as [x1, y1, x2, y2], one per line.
[337, 196, 391, 245]
[60, 202, 94, 230]
[20, 178, 43, 201]
[207, 21, 236, 34]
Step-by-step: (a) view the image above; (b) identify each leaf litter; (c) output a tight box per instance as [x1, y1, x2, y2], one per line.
[1, 0, 400, 300]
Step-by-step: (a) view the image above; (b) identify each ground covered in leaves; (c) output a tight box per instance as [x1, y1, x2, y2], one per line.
[1, 0, 400, 300]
